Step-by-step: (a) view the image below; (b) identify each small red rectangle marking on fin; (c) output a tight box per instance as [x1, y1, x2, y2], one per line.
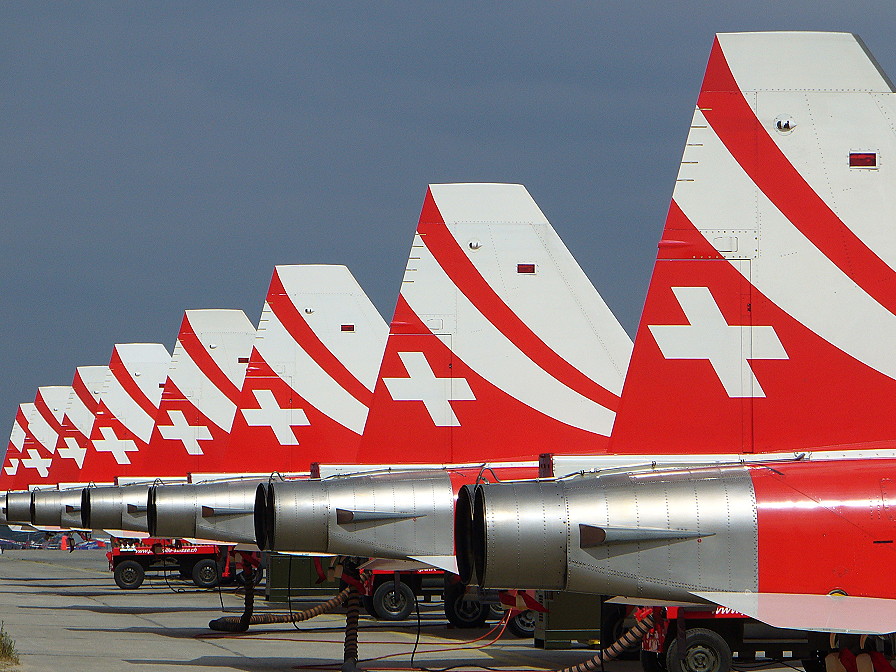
[849, 152, 877, 167]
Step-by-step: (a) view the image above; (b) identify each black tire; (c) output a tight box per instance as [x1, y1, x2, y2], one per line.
[665, 628, 732, 672]
[444, 583, 487, 628]
[641, 650, 668, 672]
[361, 595, 377, 618]
[507, 609, 537, 638]
[192, 558, 219, 588]
[114, 560, 145, 589]
[372, 581, 415, 621]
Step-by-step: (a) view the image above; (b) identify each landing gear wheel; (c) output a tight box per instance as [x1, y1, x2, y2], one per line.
[507, 609, 537, 638]
[665, 628, 732, 672]
[362, 595, 377, 618]
[192, 558, 220, 588]
[444, 583, 487, 628]
[114, 560, 145, 589]
[372, 581, 415, 621]
[640, 650, 668, 672]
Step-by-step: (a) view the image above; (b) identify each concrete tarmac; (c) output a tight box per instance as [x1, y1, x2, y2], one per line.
[0, 550, 611, 672]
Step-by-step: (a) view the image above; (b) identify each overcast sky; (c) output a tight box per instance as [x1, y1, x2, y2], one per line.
[3, 3, 896, 429]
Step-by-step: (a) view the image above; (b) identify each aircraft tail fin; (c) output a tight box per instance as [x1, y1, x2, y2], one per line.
[226, 265, 388, 472]
[611, 32, 896, 455]
[360, 183, 632, 465]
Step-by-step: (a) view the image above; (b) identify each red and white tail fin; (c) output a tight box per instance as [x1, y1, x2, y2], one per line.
[2, 403, 36, 489]
[358, 183, 632, 465]
[611, 32, 896, 455]
[14, 385, 73, 485]
[225, 265, 388, 473]
[48, 365, 109, 482]
[130, 310, 256, 476]
[82, 343, 171, 480]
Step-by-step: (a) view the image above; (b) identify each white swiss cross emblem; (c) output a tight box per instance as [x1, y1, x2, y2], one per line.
[241, 389, 309, 445]
[383, 351, 475, 426]
[93, 426, 139, 464]
[158, 410, 213, 455]
[21, 448, 52, 477]
[57, 436, 87, 468]
[649, 286, 788, 398]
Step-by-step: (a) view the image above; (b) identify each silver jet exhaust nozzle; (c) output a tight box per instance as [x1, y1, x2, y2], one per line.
[0, 493, 8, 526]
[467, 479, 568, 591]
[81, 484, 151, 533]
[31, 489, 84, 529]
[454, 484, 477, 585]
[264, 471, 455, 561]
[263, 478, 328, 553]
[254, 482, 269, 550]
[467, 466, 758, 602]
[149, 480, 262, 544]
[6, 491, 33, 525]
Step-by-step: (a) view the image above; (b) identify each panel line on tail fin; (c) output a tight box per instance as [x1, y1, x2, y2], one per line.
[107, 351, 160, 421]
[699, 39, 896, 314]
[176, 325, 242, 402]
[417, 214, 622, 412]
[267, 270, 375, 405]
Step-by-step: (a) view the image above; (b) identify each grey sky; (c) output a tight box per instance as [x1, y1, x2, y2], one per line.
[2, 3, 895, 430]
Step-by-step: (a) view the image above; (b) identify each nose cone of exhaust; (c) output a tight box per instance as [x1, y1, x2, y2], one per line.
[82, 484, 151, 533]
[150, 480, 261, 544]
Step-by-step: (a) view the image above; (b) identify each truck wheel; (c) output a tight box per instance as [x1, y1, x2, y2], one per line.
[192, 558, 219, 588]
[114, 560, 145, 589]
[507, 609, 537, 638]
[444, 582, 487, 628]
[665, 628, 732, 672]
[372, 581, 415, 621]
[640, 650, 668, 672]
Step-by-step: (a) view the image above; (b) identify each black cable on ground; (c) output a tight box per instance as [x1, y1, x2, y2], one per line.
[208, 568, 371, 633]
[410, 593, 422, 669]
[552, 612, 655, 672]
[342, 588, 361, 672]
[208, 583, 355, 632]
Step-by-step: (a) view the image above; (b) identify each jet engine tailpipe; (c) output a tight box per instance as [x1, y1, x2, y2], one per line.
[149, 480, 262, 544]
[463, 479, 568, 590]
[6, 491, 32, 525]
